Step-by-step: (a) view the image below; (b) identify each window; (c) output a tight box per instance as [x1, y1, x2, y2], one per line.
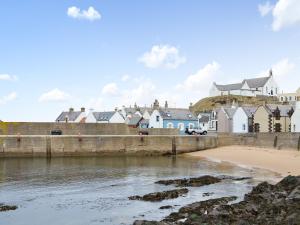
[242, 124, 246, 131]
[294, 124, 296, 132]
[281, 97, 284, 101]
[167, 123, 173, 128]
[178, 123, 184, 131]
[189, 123, 194, 129]
[289, 96, 292, 101]
[156, 116, 160, 122]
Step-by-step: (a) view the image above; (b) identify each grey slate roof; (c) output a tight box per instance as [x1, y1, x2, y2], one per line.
[241, 106, 258, 117]
[199, 115, 209, 123]
[215, 83, 243, 91]
[159, 108, 197, 121]
[127, 114, 143, 126]
[266, 104, 294, 117]
[56, 111, 82, 122]
[93, 111, 115, 122]
[245, 76, 269, 88]
[223, 108, 237, 119]
[214, 76, 270, 91]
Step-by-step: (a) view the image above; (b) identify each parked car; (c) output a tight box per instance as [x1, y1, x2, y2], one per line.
[50, 130, 63, 135]
[185, 127, 207, 135]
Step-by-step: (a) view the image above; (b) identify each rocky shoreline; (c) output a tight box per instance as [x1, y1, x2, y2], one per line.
[133, 175, 300, 225]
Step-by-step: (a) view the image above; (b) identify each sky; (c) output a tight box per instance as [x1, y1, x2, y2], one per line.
[0, 0, 300, 122]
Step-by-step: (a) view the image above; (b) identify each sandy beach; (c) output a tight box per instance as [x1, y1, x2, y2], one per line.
[186, 145, 300, 177]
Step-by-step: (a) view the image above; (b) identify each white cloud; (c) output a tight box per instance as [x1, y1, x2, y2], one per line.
[67, 6, 101, 21]
[86, 97, 104, 110]
[121, 79, 156, 106]
[259, 0, 300, 31]
[39, 88, 71, 102]
[0, 92, 17, 105]
[258, 1, 274, 16]
[271, 58, 295, 78]
[0, 74, 18, 81]
[139, 45, 186, 69]
[121, 74, 130, 82]
[102, 83, 119, 96]
[272, 0, 300, 31]
[176, 61, 220, 91]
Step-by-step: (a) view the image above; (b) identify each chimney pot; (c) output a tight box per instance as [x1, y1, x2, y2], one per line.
[81, 107, 85, 112]
[69, 107, 74, 112]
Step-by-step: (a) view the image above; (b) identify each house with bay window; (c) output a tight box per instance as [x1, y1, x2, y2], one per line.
[149, 108, 198, 134]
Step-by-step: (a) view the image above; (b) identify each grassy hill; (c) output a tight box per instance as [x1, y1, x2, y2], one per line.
[191, 95, 280, 114]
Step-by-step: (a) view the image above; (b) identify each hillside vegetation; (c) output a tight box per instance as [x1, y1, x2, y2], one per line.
[191, 95, 279, 114]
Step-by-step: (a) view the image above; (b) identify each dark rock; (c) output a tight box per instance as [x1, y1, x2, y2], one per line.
[133, 221, 168, 225]
[129, 188, 188, 202]
[133, 176, 300, 225]
[159, 205, 173, 210]
[202, 192, 214, 197]
[156, 175, 221, 187]
[0, 204, 18, 212]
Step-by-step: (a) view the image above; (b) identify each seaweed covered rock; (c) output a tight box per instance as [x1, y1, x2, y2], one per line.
[129, 188, 189, 202]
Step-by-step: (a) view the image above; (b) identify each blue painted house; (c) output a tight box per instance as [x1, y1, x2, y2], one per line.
[149, 107, 198, 134]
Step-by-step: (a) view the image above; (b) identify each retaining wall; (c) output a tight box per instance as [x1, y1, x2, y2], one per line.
[218, 133, 300, 150]
[0, 135, 218, 157]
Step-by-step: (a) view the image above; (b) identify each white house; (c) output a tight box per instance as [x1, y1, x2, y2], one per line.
[232, 106, 257, 133]
[209, 70, 279, 97]
[197, 113, 210, 130]
[56, 108, 86, 123]
[86, 110, 125, 123]
[291, 98, 300, 132]
[278, 88, 300, 104]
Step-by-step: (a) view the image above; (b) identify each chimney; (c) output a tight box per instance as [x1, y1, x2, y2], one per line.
[165, 101, 168, 109]
[115, 107, 118, 112]
[69, 107, 74, 112]
[153, 99, 159, 109]
[81, 107, 85, 112]
[269, 69, 273, 77]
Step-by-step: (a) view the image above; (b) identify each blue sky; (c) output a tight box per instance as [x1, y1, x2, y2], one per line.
[0, 0, 300, 121]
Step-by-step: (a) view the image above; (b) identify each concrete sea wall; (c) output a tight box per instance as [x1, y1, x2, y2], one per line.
[218, 133, 300, 150]
[0, 135, 218, 157]
[0, 122, 179, 136]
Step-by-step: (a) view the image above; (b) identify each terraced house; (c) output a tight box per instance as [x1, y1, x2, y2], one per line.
[56, 107, 86, 123]
[253, 104, 294, 133]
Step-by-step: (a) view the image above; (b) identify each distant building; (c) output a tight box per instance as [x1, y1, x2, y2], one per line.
[126, 114, 143, 128]
[209, 70, 279, 97]
[149, 105, 198, 134]
[120, 105, 153, 121]
[216, 106, 237, 133]
[86, 110, 125, 123]
[278, 88, 300, 104]
[253, 104, 294, 133]
[291, 97, 300, 132]
[56, 107, 86, 123]
[197, 113, 210, 130]
[198, 111, 218, 131]
[232, 106, 257, 133]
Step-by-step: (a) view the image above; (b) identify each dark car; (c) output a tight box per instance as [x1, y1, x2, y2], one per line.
[50, 130, 63, 135]
[138, 130, 149, 135]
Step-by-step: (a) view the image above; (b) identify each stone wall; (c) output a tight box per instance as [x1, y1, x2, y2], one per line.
[218, 132, 300, 150]
[0, 135, 218, 157]
[0, 122, 179, 136]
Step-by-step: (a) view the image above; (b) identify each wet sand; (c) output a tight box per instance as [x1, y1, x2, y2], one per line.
[186, 145, 300, 176]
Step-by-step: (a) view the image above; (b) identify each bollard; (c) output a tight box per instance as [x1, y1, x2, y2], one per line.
[273, 135, 278, 148]
[78, 132, 82, 142]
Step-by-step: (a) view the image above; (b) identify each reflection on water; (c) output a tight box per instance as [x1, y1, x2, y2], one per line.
[0, 156, 279, 225]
